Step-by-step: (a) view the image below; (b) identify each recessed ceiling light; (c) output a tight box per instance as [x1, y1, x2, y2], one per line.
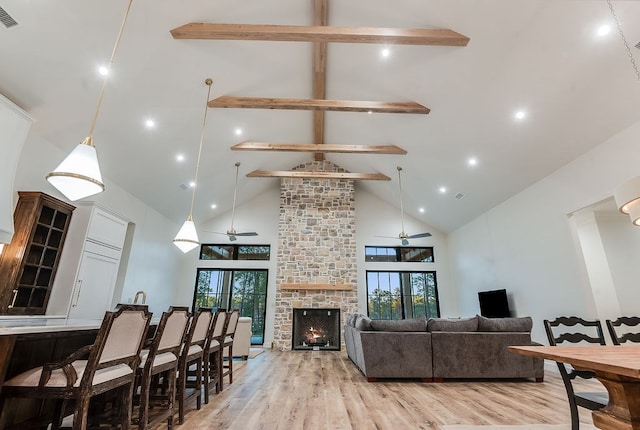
[468, 157, 478, 167]
[235, 127, 243, 136]
[514, 110, 526, 120]
[597, 24, 611, 36]
[176, 154, 185, 162]
[419, 207, 425, 213]
[211, 204, 217, 209]
[367, 110, 373, 115]
[381, 48, 390, 58]
[145, 119, 155, 128]
[189, 181, 195, 188]
[98, 66, 109, 76]
[439, 186, 447, 194]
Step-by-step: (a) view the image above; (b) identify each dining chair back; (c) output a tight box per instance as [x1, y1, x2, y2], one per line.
[605, 316, 640, 345]
[543, 316, 608, 430]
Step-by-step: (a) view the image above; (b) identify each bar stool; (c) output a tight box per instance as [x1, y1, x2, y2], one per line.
[221, 309, 240, 389]
[134, 306, 190, 430]
[0, 304, 152, 430]
[176, 307, 212, 424]
[204, 309, 228, 402]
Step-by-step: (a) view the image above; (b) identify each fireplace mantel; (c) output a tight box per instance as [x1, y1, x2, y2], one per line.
[281, 283, 353, 291]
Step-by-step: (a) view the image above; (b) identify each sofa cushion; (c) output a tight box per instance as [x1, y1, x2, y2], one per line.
[427, 316, 478, 332]
[370, 315, 426, 332]
[478, 315, 533, 332]
[354, 314, 373, 331]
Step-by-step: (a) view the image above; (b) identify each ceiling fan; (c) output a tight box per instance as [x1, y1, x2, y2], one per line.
[377, 166, 432, 246]
[211, 162, 258, 242]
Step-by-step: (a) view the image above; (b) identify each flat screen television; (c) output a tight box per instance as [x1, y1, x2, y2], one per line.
[478, 289, 511, 318]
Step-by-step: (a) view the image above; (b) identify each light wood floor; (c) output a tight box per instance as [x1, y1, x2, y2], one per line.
[159, 349, 601, 430]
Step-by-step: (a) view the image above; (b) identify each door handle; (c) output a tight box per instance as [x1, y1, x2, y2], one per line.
[7, 289, 18, 309]
[72, 280, 83, 307]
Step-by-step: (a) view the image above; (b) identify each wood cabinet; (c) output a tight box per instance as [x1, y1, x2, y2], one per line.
[0, 192, 75, 315]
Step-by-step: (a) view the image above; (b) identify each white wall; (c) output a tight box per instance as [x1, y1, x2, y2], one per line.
[449, 119, 640, 344]
[12, 130, 183, 316]
[355, 188, 455, 316]
[596, 213, 640, 316]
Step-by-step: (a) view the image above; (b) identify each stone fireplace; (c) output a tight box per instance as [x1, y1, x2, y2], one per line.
[273, 161, 358, 350]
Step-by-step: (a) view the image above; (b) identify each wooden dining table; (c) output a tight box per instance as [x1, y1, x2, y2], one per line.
[509, 345, 640, 430]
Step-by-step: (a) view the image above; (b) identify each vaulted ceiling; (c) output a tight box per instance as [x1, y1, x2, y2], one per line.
[1, 0, 640, 233]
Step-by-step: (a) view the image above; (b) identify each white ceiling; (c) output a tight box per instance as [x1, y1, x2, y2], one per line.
[2, 0, 640, 233]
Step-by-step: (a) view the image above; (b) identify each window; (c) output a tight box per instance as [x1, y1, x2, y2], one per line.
[194, 269, 268, 344]
[366, 271, 439, 320]
[200, 244, 270, 260]
[365, 246, 434, 262]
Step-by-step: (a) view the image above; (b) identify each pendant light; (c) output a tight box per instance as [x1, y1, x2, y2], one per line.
[173, 78, 214, 253]
[46, 0, 135, 201]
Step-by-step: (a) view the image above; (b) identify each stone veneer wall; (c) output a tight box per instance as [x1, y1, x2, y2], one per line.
[273, 161, 358, 350]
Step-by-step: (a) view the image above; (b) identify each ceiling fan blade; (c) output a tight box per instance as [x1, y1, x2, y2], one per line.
[234, 232, 259, 236]
[407, 232, 432, 239]
[375, 235, 401, 239]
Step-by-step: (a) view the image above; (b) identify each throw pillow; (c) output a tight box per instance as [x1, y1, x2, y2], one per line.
[354, 314, 373, 331]
[370, 315, 427, 332]
[478, 315, 533, 332]
[427, 316, 478, 332]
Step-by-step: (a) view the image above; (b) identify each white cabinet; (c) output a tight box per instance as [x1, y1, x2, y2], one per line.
[52, 204, 130, 319]
[0, 94, 32, 244]
[67, 248, 121, 319]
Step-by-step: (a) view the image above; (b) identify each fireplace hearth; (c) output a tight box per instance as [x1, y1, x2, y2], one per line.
[292, 308, 340, 351]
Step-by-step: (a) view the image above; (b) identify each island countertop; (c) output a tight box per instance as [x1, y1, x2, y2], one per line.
[0, 316, 103, 335]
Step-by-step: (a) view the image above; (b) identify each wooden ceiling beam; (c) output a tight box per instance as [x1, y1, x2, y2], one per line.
[246, 170, 391, 181]
[209, 96, 430, 114]
[170, 23, 470, 46]
[313, 0, 328, 161]
[232, 142, 407, 155]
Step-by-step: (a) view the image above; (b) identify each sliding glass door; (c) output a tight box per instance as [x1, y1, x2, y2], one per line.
[194, 269, 267, 344]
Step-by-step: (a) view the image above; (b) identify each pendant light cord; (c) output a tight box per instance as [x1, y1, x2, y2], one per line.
[397, 166, 405, 234]
[606, 0, 640, 82]
[87, 0, 135, 141]
[188, 79, 214, 220]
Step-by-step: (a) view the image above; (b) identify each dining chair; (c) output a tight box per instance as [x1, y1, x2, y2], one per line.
[0, 304, 152, 430]
[221, 309, 240, 389]
[134, 306, 190, 430]
[543, 316, 608, 430]
[176, 307, 213, 424]
[605, 316, 640, 345]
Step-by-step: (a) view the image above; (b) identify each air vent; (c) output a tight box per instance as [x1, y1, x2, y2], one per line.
[454, 192, 465, 200]
[178, 183, 188, 191]
[0, 6, 18, 29]
[635, 40, 640, 50]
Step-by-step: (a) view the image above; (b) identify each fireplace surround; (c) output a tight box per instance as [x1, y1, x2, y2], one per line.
[292, 308, 340, 351]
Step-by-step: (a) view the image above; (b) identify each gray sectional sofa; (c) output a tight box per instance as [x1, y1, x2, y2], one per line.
[344, 314, 544, 382]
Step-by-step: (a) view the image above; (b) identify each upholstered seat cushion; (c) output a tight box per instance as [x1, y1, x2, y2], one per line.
[138, 350, 178, 368]
[4, 360, 133, 388]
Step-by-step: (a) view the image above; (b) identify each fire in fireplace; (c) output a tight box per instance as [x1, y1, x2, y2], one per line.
[292, 308, 340, 351]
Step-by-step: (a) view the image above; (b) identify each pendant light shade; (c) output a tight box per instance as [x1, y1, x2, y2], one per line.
[46, 137, 105, 201]
[46, 0, 134, 201]
[614, 176, 640, 214]
[173, 78, 214, 253]
[173, 217, 199, 253]
[629, 200, 640, 227]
